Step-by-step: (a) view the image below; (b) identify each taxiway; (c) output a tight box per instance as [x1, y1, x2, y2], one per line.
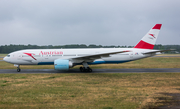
[0, 68, 180, 73]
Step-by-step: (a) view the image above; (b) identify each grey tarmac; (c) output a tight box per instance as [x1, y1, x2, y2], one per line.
[0, 68, 180, 73]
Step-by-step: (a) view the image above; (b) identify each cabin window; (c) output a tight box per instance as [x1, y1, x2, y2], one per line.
[52, 55, 62, 57]
[22, 55, 29, 57]
[63, 55, 76, 56]
[34, 55, 40, 57]
[78, 54, 89, 56]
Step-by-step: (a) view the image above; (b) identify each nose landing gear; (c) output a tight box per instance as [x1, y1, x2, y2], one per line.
[17, 67, 21, 72]
[14, 64, 21, 72]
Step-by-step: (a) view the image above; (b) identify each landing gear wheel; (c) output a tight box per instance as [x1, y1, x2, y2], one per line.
[80, 67, 83, 72]
[17, 68, 21, 72]
[87, 67, 92, 72]
[15, 65, 21, 72]
[88, 69, 92, 72]
[79, 67, 92, 72]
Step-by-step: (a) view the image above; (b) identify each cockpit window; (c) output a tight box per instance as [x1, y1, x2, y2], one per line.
[7, 55, 10, 57]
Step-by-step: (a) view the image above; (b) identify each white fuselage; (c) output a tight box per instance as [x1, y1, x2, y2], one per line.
[2, 24, 163, 72]
[3, 48, 156, 66]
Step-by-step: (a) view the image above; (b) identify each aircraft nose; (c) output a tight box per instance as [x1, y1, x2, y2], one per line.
[3, 57, 8, 62]
[3, 57, 6, 61]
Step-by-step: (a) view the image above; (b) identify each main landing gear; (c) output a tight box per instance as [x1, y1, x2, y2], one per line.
[80, 67, 92, 72]
[79, 62, 92, 72]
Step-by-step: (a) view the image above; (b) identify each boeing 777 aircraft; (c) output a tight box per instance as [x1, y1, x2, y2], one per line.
[3, 24, 169, 72]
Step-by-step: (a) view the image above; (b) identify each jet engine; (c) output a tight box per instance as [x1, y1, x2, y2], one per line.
[54, 59, 73, 70]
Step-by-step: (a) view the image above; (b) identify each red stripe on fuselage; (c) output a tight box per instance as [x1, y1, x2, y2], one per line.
[134, 40, 154, 49]
[152, 24, 162, 30]
[24, 53, 37, 60]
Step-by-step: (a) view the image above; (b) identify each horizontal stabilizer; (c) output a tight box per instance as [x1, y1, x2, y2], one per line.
[143, 49, 175, 55]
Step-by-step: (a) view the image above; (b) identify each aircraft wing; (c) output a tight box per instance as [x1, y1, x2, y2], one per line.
[143, 49, 175, 55]
[70, 50, 131, 62]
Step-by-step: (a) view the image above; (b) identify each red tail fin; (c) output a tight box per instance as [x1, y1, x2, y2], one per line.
[134, 24, 162, 49]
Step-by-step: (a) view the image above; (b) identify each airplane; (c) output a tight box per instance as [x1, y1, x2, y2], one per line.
[3, 24, 170, 72]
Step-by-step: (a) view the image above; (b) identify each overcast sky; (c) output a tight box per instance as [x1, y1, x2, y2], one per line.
[0, 0, 180, 46]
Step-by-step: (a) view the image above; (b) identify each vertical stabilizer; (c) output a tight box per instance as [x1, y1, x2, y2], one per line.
[134, 24, 162, 49]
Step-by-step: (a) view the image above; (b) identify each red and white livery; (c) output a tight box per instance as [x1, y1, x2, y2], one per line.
[3, 24, 170, 72]
[134, 24, 162, 49]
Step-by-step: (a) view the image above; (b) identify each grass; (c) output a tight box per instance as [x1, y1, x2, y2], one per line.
[0, 54, 6, 60]
[0, 73, 180, 108]
[157, 54, 180, 56]
[0, 54, 7, 57]
[1, 56, 180, 69]
[0, 54, 180, 108]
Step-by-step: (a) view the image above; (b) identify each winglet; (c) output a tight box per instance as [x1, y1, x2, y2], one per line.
[134, 24, 162, 49]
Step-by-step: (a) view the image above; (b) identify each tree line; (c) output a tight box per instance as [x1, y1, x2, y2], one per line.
[0, 44, 179, 53]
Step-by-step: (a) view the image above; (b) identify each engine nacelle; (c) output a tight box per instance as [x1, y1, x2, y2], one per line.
[54, 59, 73, 70]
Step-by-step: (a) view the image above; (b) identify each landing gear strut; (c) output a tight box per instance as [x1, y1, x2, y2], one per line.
[17, 65, 21, 72]
[79, 62, 92, 72]
[14, 64, 21, 72]
[17, 68, 21, 72]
